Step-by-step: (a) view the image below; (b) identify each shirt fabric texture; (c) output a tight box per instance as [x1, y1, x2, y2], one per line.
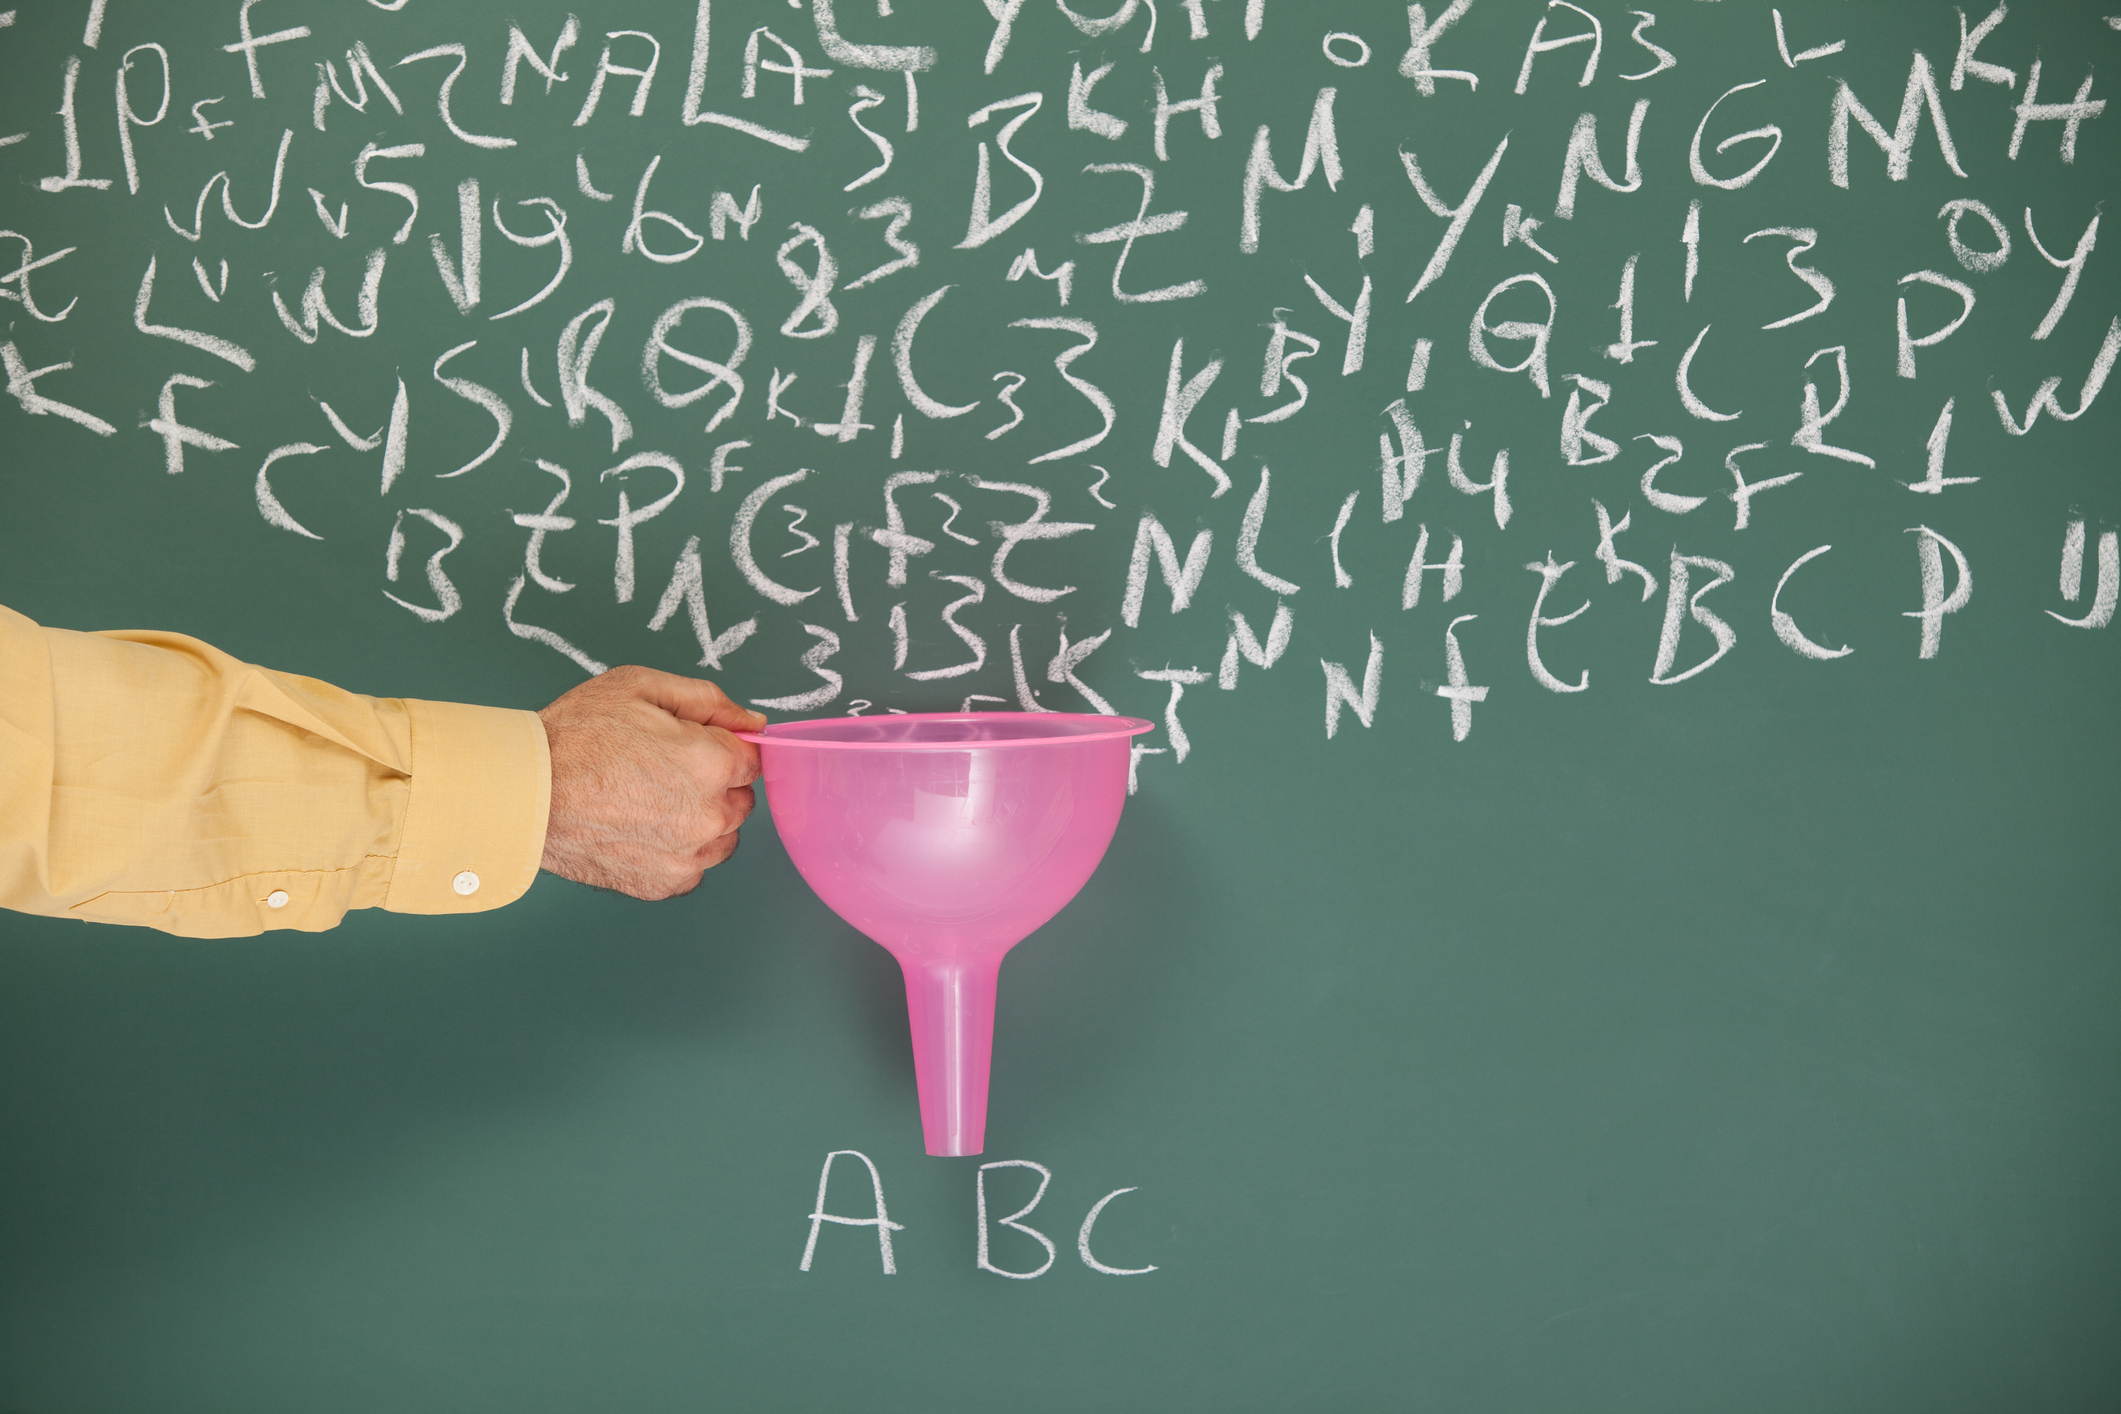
[0, 604, 550, 937]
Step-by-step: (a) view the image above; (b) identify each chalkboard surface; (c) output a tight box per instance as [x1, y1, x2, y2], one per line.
[2, 1, 2117, 1409]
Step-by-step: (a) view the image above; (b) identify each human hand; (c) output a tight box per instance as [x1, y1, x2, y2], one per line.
[536, 666, 767, 900]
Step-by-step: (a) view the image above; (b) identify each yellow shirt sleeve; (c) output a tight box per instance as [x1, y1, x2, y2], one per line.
[0, 604, 551, 937]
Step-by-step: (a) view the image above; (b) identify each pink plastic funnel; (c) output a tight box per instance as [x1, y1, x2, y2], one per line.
[740, 713, 1152, 1156]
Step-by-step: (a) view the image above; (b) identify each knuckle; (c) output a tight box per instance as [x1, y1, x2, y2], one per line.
[725, 786, 757, 825]
[699, 831, 739, 869]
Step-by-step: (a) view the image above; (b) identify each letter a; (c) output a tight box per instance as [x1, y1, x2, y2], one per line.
[799, 1150, 904, 1273]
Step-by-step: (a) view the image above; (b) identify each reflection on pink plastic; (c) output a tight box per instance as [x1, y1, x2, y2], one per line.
[739, 713, 1153, 1156]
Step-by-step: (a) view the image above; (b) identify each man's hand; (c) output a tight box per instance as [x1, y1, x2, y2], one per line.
[536, 666, 767, 900]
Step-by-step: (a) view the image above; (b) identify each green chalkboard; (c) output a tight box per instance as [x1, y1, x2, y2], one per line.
[2, 0, 2118, 1409]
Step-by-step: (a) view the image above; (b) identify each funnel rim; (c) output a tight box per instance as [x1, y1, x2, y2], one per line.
[737, 711, 1154, 750]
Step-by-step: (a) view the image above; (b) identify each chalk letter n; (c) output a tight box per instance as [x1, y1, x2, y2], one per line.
[1122, 512, 1211, 626]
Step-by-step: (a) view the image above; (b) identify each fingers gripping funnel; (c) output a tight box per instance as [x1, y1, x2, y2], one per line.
[742, 713, 1152, 1156]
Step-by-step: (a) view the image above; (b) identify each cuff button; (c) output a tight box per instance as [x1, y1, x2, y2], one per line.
[266, 890, 290, 909]
[452, 871, 481, 897]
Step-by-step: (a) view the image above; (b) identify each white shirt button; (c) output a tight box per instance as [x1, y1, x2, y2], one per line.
[266, 890, 289, 909]
[452, 871, 481, 896]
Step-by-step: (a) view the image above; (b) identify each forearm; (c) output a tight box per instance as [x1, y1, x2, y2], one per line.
[0, 605, 549, 937]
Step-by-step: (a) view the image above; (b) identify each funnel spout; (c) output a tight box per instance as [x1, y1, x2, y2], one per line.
[901, 957, 1000, 1157]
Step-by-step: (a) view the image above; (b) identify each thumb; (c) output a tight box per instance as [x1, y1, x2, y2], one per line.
[623, 667, 769, 732]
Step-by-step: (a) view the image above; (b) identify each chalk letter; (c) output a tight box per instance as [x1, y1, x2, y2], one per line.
[1515, 1, 1602, 94]
[959, 93, 1045, 250]
[1379, 398, 1439, 522]
[2047, 518, 2118, 629]
[1650, 551, 1736, 684]
[1691, 81, 1780, 190]
[1322, 633, 1384, 737]
[1675, 325, 1739, 422]
[977, 1161, 1057, 1279]
[1122, 512, 1211, 625]
[557, 298, 633, 450]
[905, 576, 987, 681]
[1904, 525, 1972, 658]
[1220, 602, 1293, 688]
[777, 224, 839, 338]
[1895, 272, 1974, 378]
[431, 341, 509, 478]
[223, 0, 311, 101]
[384, 508, 466, 622]
[598, 452, 685, 604]
[1902, 398, 1976, 494]
[1402, 524, 1465, 609]
[1237, 468, 1302, 594]
[1401, 136, 1508, 304]
[1604, 254, 1656, 362]
[500, 16, 579, 104]
[811, 0, 936, 72]
[1434, 615, 1486, 740]
[1560, 374, 1617, 465]
[1, 342, 115, 436]
[573, 30, 660, 125]
[1078, 1189, 1157, 1275]
[1792, 345, 1873, 466]
[1637, 433, 1700, 514]
[733, 469, 819, 607]
[1592, 499, 1656, 600]
[1241, 88, 1341, 254]
[1991, 316, 2121, 435]
[1137, 668, 1210, 761]
[1400, 0, 1477, 94]
[1524, 553, 1589, 692]
[1771, 544, 1852, 659]
[1048, 625, 1118, 714]
[1069, 61, 1127, 140]
[138, 255, 258, 369]
[1828, 52, 1965, 188]
[1940, 198, 2010, 273]
[147, 374, 237, 474]
[397, 45, 516, 149]
[1468, 274, 1554, 399]
[966, 476, 1094, 604]
[1447, 426, 1512, 528]
[1152, 63, 1223, 160]
[429, 178, 483, 311]
[1951, 5, 2014, 91]
[1078, 164, 1204, 305]
[1724, 442, 1799, 530]
[893, 286, 977, 418]
[116, 44, 172, 195]
[1152, 339, 1229, 496]
[2008, 59, 2104, 164]
[799, 1150, 902, 1274]
[1555, 100, 1647, 220]
[2023, 208, 2098, 341]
